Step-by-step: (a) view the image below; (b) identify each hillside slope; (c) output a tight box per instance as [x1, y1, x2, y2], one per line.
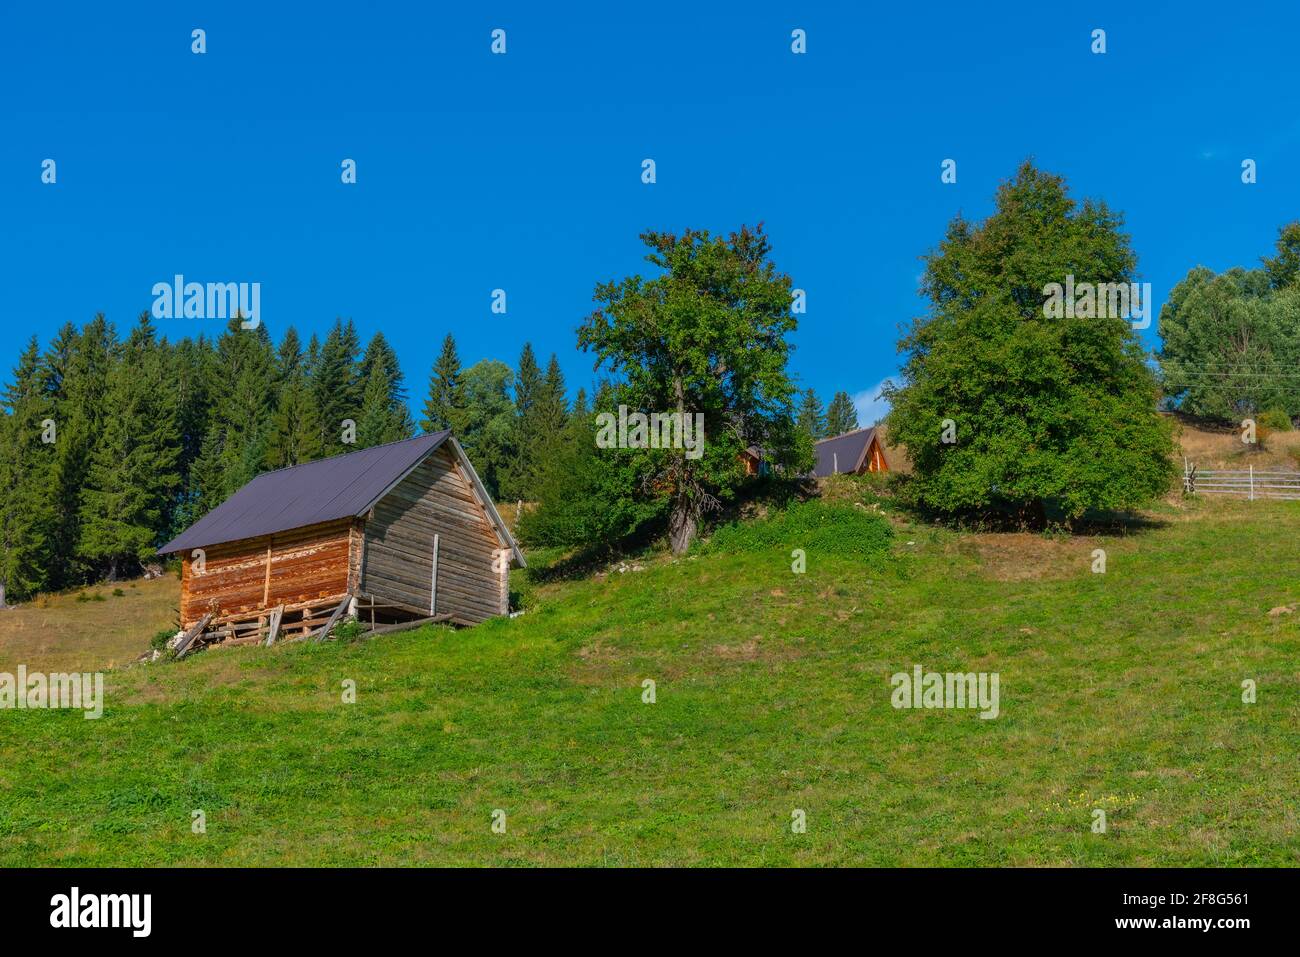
[2, 496, 1299, 866]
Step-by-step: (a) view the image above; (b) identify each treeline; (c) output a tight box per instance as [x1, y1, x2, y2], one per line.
[796, 388, 860, 439]
[0, 315, 573, 604]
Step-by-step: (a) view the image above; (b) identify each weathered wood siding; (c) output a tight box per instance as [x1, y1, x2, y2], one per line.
[360, 445, 506, 623]
[180, 518, 354, 628]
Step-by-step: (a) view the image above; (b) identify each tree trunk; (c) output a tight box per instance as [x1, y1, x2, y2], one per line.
[0, 579, 8, 609]
[669, 503, 697, 556]
[667, 374, 697, 555]
[107, 557, 119, 583]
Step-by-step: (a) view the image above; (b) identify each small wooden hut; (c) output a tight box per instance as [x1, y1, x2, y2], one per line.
[158, 431, 524, 648]
[813, 427, 889, 477]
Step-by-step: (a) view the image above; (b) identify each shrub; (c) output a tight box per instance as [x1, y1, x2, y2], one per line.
[149, 628, 177, 651]
[1258, 408, 1293, 432]
[702, 500, 893, 559]
[112, 588, 126, 598]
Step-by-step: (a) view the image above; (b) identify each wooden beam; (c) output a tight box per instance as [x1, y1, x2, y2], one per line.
[312, 594, 352, 643]
[262, 539, 274, 606]
[263, 605, 285, 647]
[430, 533, 440, 615]
[174, 613, 213, 659]
[366, 614, 452, 637]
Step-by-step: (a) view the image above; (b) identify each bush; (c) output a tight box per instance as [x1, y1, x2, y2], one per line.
[702, 500, 894, 559]
[112, 588, 126, 597]
[149, 628, 177, 651]
[1258, 408, 1293, 432]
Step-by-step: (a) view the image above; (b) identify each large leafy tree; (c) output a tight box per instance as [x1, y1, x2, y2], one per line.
[1159, 223, 1300, 420]
[577, 225, 809, 553]
[885, 161, 1175, 523]
[1157, 266, 1300, 419]
[458, 359, 517, 498]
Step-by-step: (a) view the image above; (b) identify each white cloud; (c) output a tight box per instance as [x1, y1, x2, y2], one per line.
[852, 378, 892, 427]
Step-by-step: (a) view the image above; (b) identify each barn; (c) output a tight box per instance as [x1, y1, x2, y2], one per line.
[158, 431, 525, 651]
[813, 427, 889, 477]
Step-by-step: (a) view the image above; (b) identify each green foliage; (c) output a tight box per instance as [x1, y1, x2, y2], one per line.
[825, 390, 859, 435]
[77, 314, 182, 580]
[703, 500, 893, 559]
[457, 360, 516, 499]
[148, 628, 176, 651]
[517, 386, 664, 548]
[886, 161, 1176, 522]
[796, 388, 825, 440]
[1262, 221, 1300, 291]
[1159, 261, 1300, 420]
[576, 225, 810, 553]
[1257, 408, 1293, 431]
[420, 334, 466, 435]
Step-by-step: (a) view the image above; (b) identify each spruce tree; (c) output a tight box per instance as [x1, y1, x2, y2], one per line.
[825, 391, 859, 436]
[797, 388, 826, 439]
[266, 327, 324, 469]
[420, 333, 466, 434]
[0, 339, 60, 603]
[77, 314, 181, 580]
[313, 319, 364, 454]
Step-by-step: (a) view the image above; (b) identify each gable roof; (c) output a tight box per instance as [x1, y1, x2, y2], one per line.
[813, 427, 879, 477]
[158, 432, 525, 566]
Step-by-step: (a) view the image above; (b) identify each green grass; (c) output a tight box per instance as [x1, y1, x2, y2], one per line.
[2, 497, 1299, 865]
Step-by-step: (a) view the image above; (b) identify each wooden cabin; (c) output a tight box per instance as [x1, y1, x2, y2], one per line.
[158, 431, 525, 646]
[813, 427, 889, 477]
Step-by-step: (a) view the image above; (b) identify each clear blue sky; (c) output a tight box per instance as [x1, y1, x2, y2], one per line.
[3, 1, 1298, 424]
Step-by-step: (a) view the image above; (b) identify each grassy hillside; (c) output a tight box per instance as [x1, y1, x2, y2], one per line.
[2, 492, 1299, 865]
[0, 576, 177, 673]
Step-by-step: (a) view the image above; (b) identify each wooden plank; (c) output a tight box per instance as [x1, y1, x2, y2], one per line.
[430, 533, 440, 615]
[262, 540, 273, 605]
[175, 613, 214, 659]
[312, 594, 352, 643]
[264, 605, 285, 647]
[366, 614, 452, 637]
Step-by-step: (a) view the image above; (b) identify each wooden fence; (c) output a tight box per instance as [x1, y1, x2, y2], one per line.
[1183, 462, 1300, 500]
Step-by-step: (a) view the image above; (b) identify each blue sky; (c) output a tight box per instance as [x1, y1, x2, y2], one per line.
[3, 1, 1298, 425]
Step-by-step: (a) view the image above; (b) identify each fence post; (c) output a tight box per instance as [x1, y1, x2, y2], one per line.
[1250, 464, 1255, 501]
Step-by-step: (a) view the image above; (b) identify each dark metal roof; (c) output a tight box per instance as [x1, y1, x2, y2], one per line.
[813, 428, 877, 477]
[159, 431, 451, 554]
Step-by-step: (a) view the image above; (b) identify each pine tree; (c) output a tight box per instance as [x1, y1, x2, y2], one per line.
[797, 388, 826, 439]
[265, 327, 324, 470]
[0, 338, 60, 603]
[825, 391, 859, 436]
[357, 361, 411, 447]
[503, 343, 543, 498]
[50, 316, 117, 586]
[77, 314, 181, 580]
[313, 319, 364, 454]
[420, 333, 466, 434]
[358, 332, 414, 443]
[212, 318, 277, 495]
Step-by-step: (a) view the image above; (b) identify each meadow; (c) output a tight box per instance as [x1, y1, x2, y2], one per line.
[2, 483, 1297, 866]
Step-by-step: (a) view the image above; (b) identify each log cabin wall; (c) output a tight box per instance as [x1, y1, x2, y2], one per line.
[180, 517, 354, 628]
[360, 444, 507, 623]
